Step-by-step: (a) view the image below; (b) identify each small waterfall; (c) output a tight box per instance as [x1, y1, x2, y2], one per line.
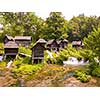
[46, 50, 53, 58]
[6, 60, 13, 68]
[0, 55, 3, 61]
[63, 57, 89, 66]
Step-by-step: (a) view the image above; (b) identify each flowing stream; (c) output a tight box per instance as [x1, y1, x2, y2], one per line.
[59, 72, 74, 82]
[0, 56, 3, 61]
[63, 57, 89, 66]
[46, 50, 53, 58]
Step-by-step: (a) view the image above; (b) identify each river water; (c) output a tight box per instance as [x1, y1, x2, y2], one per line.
[0, 56, 3, 61]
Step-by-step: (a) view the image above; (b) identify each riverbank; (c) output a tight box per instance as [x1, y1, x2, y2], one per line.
[0, 64, 100, 87]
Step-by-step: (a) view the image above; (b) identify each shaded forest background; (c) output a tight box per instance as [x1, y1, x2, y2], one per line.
[0, 12, 100, 42]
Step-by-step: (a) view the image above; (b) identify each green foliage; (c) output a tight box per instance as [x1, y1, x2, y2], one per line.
[43, 12, 68, 40]
[46, 44, 83, 64]
[68, 15, 99, 41]
[74, 70, 91, 83]
[91, 67, 100, 77]
[87, 61, 100, 77]
[44, 51, 49, 63]
[0, 12, 100, 43]
[19, 46, 31, 55]
[79, 49, 94, 62]
[13, 55, 32, 67]
[0, 43, 4, 54]
[13, 56, 23, 67]
[88, 61, 100, 70]
[0, 49, 4, 54]
[0, 61, 6, 67]
[84, 28, 100, 60]
[55, 49, 69, 64]
[11, 64, 43, 75]
[22, 56, 31, 64]
[66, 44, 83, 60]
[0, 12, 45, 42]
[83, 26, 100, 78]
[0, 43, 3, 48]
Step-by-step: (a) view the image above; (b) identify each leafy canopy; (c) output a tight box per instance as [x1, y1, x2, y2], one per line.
[43, 12, 68, 40]
[84, 27, 100, 60]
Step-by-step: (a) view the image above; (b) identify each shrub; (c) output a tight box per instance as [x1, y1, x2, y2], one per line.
[0, 43, 4, 49]
[13, 56, 32, 66]
[88, 61, 100, 77]
[0, 50, 4, 54]
[11, 64, 43, 75]
[44, 51, 48, 63]
[88, 61, 100, 70]
[19, 46, 31, 55]
[22, 56, 31, 64]
[74, 70, 91, 83]
[91, 67, 100, 77]
[56, 57, 64, 64]
[79, 49, 94, 62]
[13, 56, 23, 67]
[45, 44, 84, 64]
[0, 43, 4, 55]
[0, 61, 6, 68]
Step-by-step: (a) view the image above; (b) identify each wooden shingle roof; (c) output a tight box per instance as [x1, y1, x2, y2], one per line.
[14, 36, 32, 40]
[57, 39, 68, 44]
[5, 34, 14, 40]
[63, 39, 68, 43]
[72, 41, 82, 45]
[31, 39, 46, 49]
[57, 40, 61, 44]
[47, 39, 56, 45]
[36, 38, 46, 44]
[4, 41, 19, 48]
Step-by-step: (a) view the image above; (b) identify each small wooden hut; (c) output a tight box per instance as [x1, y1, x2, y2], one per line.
[4, 41, 19, 58]
[31, 39, 46, 63]
[4, 34, 14, 44]
[46, 39, 59, 51]
[14, 36, 32, 46]
[57, 39, 68, 49]
[72, 41, 83, 48]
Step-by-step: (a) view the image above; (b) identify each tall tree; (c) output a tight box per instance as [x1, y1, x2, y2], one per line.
[67, 16, 81, 41]
[43, 12, 68, 40]
[67, 14, 98, 41]
[0, 12, 44, 42]
[84, 28, 100, 60]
